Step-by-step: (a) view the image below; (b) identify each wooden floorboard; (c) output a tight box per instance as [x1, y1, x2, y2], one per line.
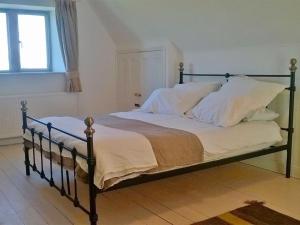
[118, 188, 192, 225]
[0, 144, 300, 225]
[0, 151, 73, 225]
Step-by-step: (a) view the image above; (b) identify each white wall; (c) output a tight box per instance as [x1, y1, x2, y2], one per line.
[0, 73, 66, 96]
[0, 93, 78, 139]
[184, 43, 300, 178]
[0, 0, 118, 140]
[76, 0, 118, 116]
[165, 41, 183, 87]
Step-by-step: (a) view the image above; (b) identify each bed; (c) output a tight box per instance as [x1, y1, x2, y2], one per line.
[21, 59, 297, 225]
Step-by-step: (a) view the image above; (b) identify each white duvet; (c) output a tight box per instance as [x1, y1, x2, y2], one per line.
[24, 111, 283, 189]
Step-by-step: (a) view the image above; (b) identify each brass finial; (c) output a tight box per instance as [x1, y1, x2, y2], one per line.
[179, 62, 184, 73]
[290, 58, 297, 73]
[84, 117, 95, 137]
[21, 100, 28, 112]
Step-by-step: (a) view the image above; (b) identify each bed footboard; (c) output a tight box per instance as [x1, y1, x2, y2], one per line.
[21, 101, 98, 225]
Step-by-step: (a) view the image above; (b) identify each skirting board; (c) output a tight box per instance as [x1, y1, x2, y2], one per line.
[293, 165, 300, 178]
[0, 136, 23, 146]
[243, 158, 300, 179]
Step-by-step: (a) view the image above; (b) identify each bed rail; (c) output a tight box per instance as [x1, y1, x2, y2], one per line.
[21, 101, 98, 225]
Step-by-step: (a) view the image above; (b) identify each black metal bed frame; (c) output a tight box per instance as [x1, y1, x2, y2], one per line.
[21, 58, 297, 225]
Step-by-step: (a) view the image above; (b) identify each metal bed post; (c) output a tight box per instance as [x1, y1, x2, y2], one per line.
[286, 58, 297, 178]
[21, 100, 30, 176]
[179, 62, 184, 84]
[84, 117, 98, 225]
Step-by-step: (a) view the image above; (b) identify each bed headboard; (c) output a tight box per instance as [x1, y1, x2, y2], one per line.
[178, 58, 297, 177]
[179, 59, 297, 84]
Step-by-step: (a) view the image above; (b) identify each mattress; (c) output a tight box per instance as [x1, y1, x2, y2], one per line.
[24, 111, 283, 189]
[113, 111, 283, 156]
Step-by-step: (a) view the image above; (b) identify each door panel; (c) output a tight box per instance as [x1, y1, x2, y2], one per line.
[117, 50, 165, 111]
[140, 51, 164, 103]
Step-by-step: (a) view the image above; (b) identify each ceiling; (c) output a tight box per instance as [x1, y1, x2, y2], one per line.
[91, 0, 300, 51]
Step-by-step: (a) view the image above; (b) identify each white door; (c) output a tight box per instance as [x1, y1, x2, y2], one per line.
[117, 50, 165, 111]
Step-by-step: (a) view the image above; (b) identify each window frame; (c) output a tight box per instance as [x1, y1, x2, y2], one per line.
[0, 8, 52, 73]
[0, 11, 10, 73]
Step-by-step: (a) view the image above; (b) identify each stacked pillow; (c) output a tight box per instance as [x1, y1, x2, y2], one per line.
[243, 107, 279, 122]
[140, 76, 285, 127]
[140, 82, 221, 116]
[191, 76, 286, 127]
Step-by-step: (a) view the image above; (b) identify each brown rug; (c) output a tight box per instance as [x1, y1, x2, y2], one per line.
[192, 201, 300, 225]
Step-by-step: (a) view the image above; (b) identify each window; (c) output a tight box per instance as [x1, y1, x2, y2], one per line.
[0, 13, 9, 71]
[0, 9, 51, 72]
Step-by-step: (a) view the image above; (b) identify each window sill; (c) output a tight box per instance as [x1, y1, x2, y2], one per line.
[0, 91, 74, 98]
[0, 72, 65, 76]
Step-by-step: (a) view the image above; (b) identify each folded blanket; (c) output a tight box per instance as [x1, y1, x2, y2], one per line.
[94, 115, 204, 172]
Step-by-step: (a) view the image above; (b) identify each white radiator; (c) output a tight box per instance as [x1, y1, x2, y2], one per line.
[0, 92, 78, 139]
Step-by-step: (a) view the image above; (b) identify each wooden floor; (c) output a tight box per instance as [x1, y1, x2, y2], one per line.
[0, 145, 300, 225]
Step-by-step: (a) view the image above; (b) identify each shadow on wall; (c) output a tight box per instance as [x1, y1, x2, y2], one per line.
[89, 0, 143, 49]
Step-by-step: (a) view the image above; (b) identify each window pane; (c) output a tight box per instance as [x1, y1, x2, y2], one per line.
[18, 14, 48, 69]
[0, 13, 9, 71]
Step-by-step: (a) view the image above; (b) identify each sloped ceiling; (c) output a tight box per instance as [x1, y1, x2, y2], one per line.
[90, 0, 300, 51]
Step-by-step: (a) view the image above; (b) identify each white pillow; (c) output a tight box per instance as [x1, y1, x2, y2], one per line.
[192, 76, 286, 127]
[173, 81, 221, 92]
[243, 108, 279, 122]
[140, 88, 183, 115]
[174, 81, 221, 109]
[140, 82, 220, 115]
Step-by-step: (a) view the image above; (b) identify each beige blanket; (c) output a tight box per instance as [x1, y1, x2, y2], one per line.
[94, 115, 204, 172]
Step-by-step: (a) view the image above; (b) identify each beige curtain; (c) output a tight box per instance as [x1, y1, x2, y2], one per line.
[55, 0, 82, 92]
